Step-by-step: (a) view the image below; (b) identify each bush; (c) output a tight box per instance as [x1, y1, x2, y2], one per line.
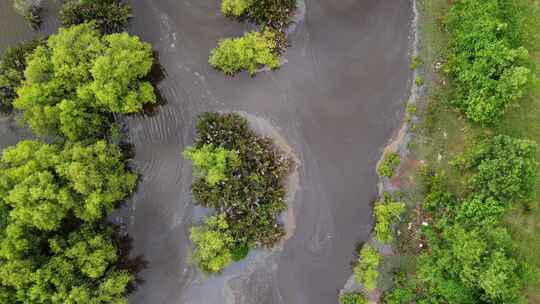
[383, 272, 417, 304]
[377, 151, 401, 178]
[59, 0, 132, 34]
[184, 112, 289, 271]
[374, 194, 405, 243]
[14, 23, 155, 141]
[245, 0, 296, 34]
[183, 144, 239, 186]
[0, 39, 42, 113]
[189, 214, 234, 273]
[454, 135, 537, 203]
[445, 0, 533, 124]
[354, 244, 380, 291]
[339, 292, 367, 304]
[209, 31, 280, 75]
[221, 0, 253, 17]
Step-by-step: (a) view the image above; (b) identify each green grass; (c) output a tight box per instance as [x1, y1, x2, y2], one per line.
[395, 0, 540, 301]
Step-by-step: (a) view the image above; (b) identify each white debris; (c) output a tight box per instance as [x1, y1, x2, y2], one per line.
[422, 221, 429, 227]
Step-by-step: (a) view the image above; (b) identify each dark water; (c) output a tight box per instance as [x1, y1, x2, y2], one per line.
[0, 0, 414, 303]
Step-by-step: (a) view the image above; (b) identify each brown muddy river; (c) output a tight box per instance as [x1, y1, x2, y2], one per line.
[0, 0, 414, 303]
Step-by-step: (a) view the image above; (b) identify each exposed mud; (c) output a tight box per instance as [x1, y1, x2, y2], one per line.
[0, 0, 414, 303]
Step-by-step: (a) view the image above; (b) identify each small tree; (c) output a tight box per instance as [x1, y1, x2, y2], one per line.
[221, 0, 253, 17]
[374, 195, 404, 243]
[209, 31, 280, 75]
[354, 244, 380, 291]
[189, 214, 234, 273]
[183, 144, 239, 186]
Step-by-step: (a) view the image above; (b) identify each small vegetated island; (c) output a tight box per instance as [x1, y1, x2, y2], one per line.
[183, 112, 291, 273]
[209, 0, 297, 75]
[0, 0, 155, 302]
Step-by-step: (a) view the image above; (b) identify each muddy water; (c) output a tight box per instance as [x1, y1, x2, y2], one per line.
[0, 0, 414, 303]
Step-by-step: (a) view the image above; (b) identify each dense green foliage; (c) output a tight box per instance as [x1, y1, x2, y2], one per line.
[0, 140, 137, 303]
[373, 195, 405, 243]
[209, 31, 280, 76]
[0, 40, 42, 113]
[454, 135, 538, 203]
[14, 23, 155, 141]
[189, 214, 234, 273]
[445, 0, 533, 124]
[377, 151, 401, 178]
[184, 113, 289, 272]
[183, 144, 239, 186]
[339, 292, 367, 304]
[59, 0, 132, 34]
[382, 272, 417, 304]
[0, 140, 136, 231]
[412, 136, 537, 304]
[354, 244, 380, 291]
[221, 0, 253, 17]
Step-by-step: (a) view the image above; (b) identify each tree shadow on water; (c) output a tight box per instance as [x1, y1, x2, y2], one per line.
[142, 50, 168, 116]
[115, 229, 149, 294]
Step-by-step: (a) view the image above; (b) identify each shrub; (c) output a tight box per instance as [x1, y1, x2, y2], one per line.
[374, 195, 404, 243]
[209, 31, 280, 75]
[377, 151, 401, 178]
[454, 135, 537, 203]
[189, 214, 234, 273]
[183, 144, 239, 186]
[59, 0, 132, 34]
[445, 0, 533, 124]
[383, 272, 417, 304]
[0, 39, 43, 113]
[185, 112, 289, 264]
[221, 0, 253, 17]
[245, 0, 296, 34]
[14, 23, 155, 141]
[354, 244, 381, 291]
[339, 292, 367, 304]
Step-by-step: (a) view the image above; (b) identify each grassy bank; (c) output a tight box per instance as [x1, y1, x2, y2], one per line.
[390, 0, 540, 302]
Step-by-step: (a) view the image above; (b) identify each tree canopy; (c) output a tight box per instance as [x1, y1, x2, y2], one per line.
[14, 23, 155, 141]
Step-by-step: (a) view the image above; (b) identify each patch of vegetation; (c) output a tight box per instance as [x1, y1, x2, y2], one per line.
[374, 194, 405, 243]
[14, 23, 155, 141]
[209, 31, 280, 76]
[0, 39, 43, 113]
[354, 244, 380, 291]
[183, 144, 239, 186]
[221, 0, 253, 17]
[377, 151, 401, 178]
[445, 0, 534, 125]
[0, 140, 138, 303]
[59, 0, 132, 34]
[13, 0, 41, 29]
[185, 112, 290, 272]
[189, 213, 234, 273]
[382, 272, 417, 304]
[211, 0, 296, 75]
[339, 292, 367, 304]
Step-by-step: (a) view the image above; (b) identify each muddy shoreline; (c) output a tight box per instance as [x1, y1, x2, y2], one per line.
[0, 0, 414, 303]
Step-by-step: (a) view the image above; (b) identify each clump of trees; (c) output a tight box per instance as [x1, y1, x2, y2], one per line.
[354, 244, 381, 291]
[210, 0, 296, 75]
[0, 39, 43, 113]
[409, 135, 537, 303]
[0, 140, 137, 302]
[445, 0, 533, 124]
[209, 31, 280, 76]
[14, 23, 155, 141]
[184, 112, 290, 273]
[59, 0, 132, 34]
[377, 151, 401, 178]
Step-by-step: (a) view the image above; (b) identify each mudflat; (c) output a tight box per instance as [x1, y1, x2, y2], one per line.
[0, 0, 413, 303]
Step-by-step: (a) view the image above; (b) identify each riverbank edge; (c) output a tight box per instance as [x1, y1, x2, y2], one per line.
[338, 0, 421, 302]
